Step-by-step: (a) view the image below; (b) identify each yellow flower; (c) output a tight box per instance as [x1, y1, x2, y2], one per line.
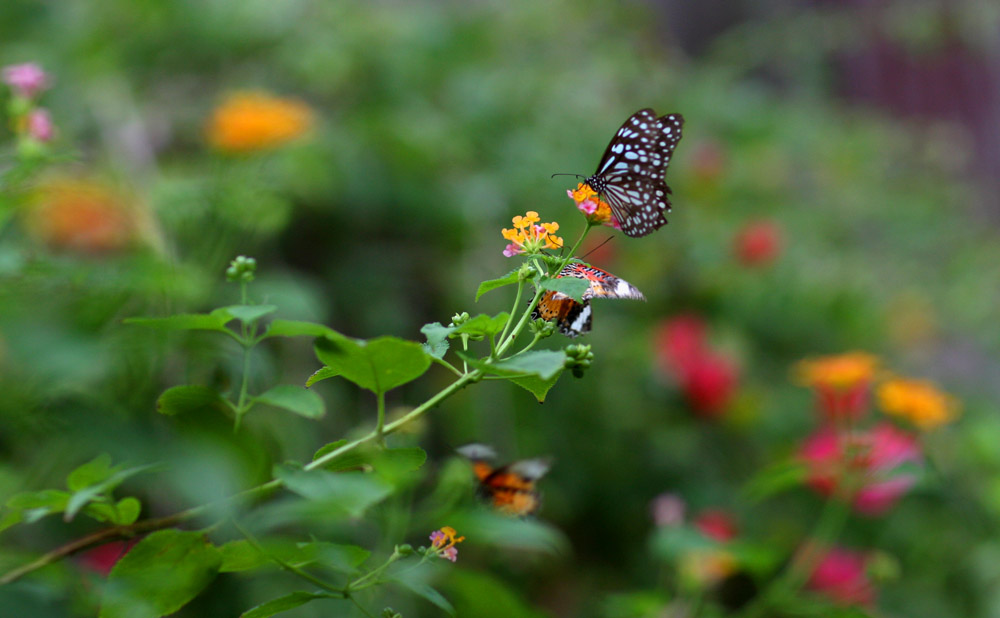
[501, 211, 563, 257]
[206, 91, 313, 152]
[878, 378, 959, 430]
[429, 526, 465, 562]
[794, 352, 880, 390]
[570, 183, 597, 203]
[512, 211, 540, 230]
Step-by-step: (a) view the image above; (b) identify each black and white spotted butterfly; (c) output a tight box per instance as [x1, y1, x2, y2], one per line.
[584, 109, 684, 238]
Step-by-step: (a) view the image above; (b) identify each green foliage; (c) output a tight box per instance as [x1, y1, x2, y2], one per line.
[252, 385, 325, 419]
[239, 592, 339, 618]
[475, 270, 520, 301]
[314, 335, 432, 394]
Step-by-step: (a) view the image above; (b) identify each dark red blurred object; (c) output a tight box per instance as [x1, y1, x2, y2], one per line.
[78, 539, 137, 576]
[680, 353, 739, 418]
[733, 220, 782, 267]
[807, 547, 876, 607]
[694, 509, 739, 542]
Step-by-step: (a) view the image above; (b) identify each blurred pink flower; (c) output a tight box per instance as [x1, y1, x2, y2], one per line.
[799, 423, 922, 515]
[680, 353, 739, 418]
[502, 243, 523, 257]
[650, 492, 686, 527]
[440, 547, 458, 562]
[693, 509, 738, 542]
[654, 314, 708, 375]
[2, 62, 48, 98]
[733, 220, 782, 267]
[26, 108, 54, 142]
[807, 547, 875, 607]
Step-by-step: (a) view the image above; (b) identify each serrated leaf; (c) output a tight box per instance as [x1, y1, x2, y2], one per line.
[539, 276, 589, 302]
[420, 322, 456, 359]
[263, 319, 339, 339]
[475, 270, 520, 301]
[222, 304, 278, 324]
[305, 366, 340, 387]
[67, 454, 115, 491]
[65, 464, 156, 522]
[457, 350, 566, 380]
[240, 591, 335, 618]
[510, 370, 564, 402]
[275, 466, 392, 518]
[253, 385, 325, 419]
[100, 529, 222, 618]
[156, 385, 228, 417]
[123, 308, 233, 333]
[314, 335, 431, 394]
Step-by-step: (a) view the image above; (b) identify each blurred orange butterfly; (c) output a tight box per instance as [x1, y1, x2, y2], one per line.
[457, 444, 552, 516]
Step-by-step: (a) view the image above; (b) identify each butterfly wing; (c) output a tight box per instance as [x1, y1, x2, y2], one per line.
[588, 109, 685, 238]
[480, 457, 551, 516]
[559, 262, 645, 301]
[531, 262, 643, 337]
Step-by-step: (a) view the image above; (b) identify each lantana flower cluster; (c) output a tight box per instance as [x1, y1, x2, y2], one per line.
[567, 182, 619, 229]
[501, 211, 563, 257]
[2, 62, 55, 145]
[428, 526, 465, 562]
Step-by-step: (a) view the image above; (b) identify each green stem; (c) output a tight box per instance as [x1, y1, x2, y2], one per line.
[233, 520, 344, 595]
[375, 391, 386, 444]
[496, 278, 525, 349]
[346, 546, 406, 592]
[234, 343, 253, 431]
[430, 356, 462, 377]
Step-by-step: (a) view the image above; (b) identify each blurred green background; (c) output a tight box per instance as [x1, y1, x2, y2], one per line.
[2, 0, 1000, 616]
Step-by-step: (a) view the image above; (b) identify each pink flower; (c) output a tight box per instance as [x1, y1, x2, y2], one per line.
[799, 423, 922, 515]
[807, 547, 875, 606]
[654, 315, 708, 375]
[577, 199, 598, 216]
[679, 353, 739, 418]
[440, 547, 458, 562]
[650, 493, 686, 527]
[429, 530, 447, 546]
[502, 243, 523, 257]
[2, 62, 48, 99]
[693, 509, 738, 542]
[27, 108, 54, 142]
[733, 220, 782, 267]
[78, 539, 137, 576]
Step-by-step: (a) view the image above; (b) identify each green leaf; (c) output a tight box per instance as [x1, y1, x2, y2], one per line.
[156, 385, 229, 417]
[539, 276, 590, 302]
[240, 592, 335, 618]
[314, 335, 431, 394]
[123, 308, 233, 333]
[222, 304, 278, 324]
[458, 350, 566, 380]
[451, 313, 509, 338]
[0, 509, 22, 534]
[65, 464, 156, 522]
[311, 440, 349, 466]
[100, 529, 222, 618]
[305, 366, 340, 387]
[67, 453, 115, 491]
[420, 322, 456, 359]
[509, 370, 564, 402]
[742, 459, 808, 503]
[442, 570, 550, 618]
[253, 385, 325, 419]
[6, 489, 70, 523]
[263, 319, 339, 339]
[392, 579, 455, 616]
[449, 511, 568, 554]
[475, 270, 520, 301]
[313, 542, 371, 574]
[115, 497, 142, 525]
[83, 502, 119, 524]
[275, 466, 392, 518]
[218, 538, 324, 573]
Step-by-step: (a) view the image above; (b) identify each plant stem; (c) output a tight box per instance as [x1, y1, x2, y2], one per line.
[375, 391, 386, 444]
[232, 520, 344, 595]
[497, 278, 525, 350]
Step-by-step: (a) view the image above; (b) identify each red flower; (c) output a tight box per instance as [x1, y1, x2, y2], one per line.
[733, 220, 782, 267]
[807, 547, 875, 607]
[654, 315, 707, 375]
[693, 509, 738, 542]
[78, 539, 137, 576]
[680, 353, 738, 418]
[799, 423, 922, 515]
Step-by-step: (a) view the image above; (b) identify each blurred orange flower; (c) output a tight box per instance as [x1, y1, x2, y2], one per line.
[794, 353, 879, 390]
[206, 91, 313, 152]
[878, 378, 959, 430]
[25, 177, 145, 253]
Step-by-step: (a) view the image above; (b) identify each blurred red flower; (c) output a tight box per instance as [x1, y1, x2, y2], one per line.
[693, 509, 738, 542]
[807, 547, 875, 607]
[78, 539, 137, 576]
[680, 353, 739, 418]
[733, 220, 782, 267]
[654, 314, 707, 375]
[799, 423, 922, 515]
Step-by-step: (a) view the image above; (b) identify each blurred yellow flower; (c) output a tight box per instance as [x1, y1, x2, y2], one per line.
[206, 91, 313, 152]
[679, 549, 737, 587]
[24, 177, 145, 253]
[794, 352, 880, 390]
[878, 378, 959, 430]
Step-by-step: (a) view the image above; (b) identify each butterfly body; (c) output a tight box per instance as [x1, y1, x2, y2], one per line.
[532, 262, 644, 337]
[585, 108, 684, 238]
[457, 444, 551, 516]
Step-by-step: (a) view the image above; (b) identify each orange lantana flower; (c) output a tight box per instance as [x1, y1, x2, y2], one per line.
[878, 378, 959, 430]
[501, 211, 563, 257]
[206, 91, 313, 152]
[794, 352, 880, 391]
[567, 182, 618, 229]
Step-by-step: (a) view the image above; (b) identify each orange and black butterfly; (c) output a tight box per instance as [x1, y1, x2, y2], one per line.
[531, 261, 645, 338]
[457, 444, 551, 516]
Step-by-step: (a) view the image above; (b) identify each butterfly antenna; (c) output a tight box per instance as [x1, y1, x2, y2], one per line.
[581, 236, 615, 261]
[550, 173, 587, 181]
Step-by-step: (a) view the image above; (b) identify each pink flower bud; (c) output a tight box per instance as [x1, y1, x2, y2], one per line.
[27, 108, 54, 142]
[2, 62, 48, 98]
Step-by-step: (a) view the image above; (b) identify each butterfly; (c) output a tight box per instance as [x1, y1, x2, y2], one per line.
[584, 108, 684, 238]
[531, 261, 645, 337]
[457, 444, 551, 516]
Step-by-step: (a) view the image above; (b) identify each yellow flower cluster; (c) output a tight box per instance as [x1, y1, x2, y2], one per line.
[206, 91, 313, 153]
[568, 182, 616, 227]
[878, 378, 959, 430]
[794, 352, 880, 390]
[501, 211, 563, 257]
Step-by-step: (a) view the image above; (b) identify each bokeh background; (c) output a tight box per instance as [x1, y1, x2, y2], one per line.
[2, 1, 1000, 616]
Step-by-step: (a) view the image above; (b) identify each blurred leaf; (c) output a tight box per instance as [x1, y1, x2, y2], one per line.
[452, 313, 510, 338]
[421, 322, 456, 359]
[311, 440, 349, 466]
[0, 510, 22, 535]
[650, 526, 715, 563]
[510, 370, 564, 402]
[5, 490, 70, 524]
[274, 466, 392, 518]
[65, 464, 155, 522]
[476, 270, 520, 301]
[156, 385, 229, 417]
[67, 454, 115, 491]
[539, 276, 589, 302]
[443, 570, 549, 618]
[391, 578, 454, 616]
[314, 335, 431, 394]
[601, 591, 671, 618]
[449, 511, 568, 554]
[310, 445, 426, 485]
[742, 459, 807, 503]
[305, 366, 340, 387]
[222, 305, 278, 324]
[263, 319, 338, 339]
[100, 529, 222, 618]
[115, 497, 142, 525]
[218, 538, 316, 573]
[458, 350, 566, 380]
[123, 308, 233, 333]
[253, 385, 325, 419]
[312, 542, 371, 574]
[239, 592, 336, 618]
